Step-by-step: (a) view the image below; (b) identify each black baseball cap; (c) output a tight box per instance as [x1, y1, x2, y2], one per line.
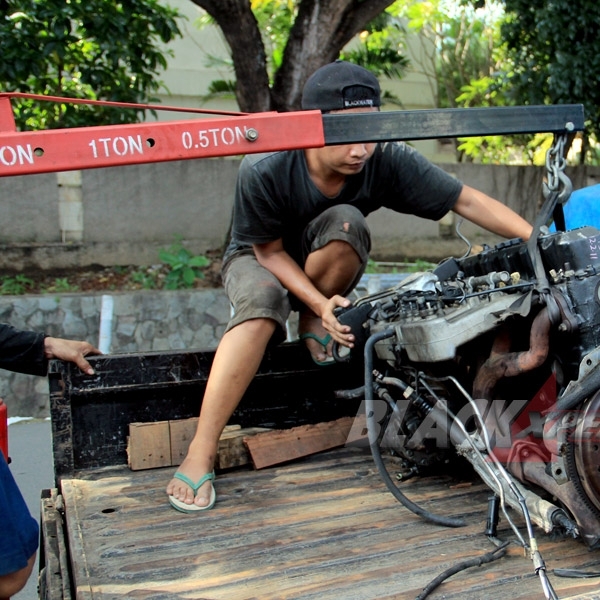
[301, 60, 381, 112]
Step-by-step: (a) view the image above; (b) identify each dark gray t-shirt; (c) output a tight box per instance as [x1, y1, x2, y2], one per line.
[225, 141, 462, 265]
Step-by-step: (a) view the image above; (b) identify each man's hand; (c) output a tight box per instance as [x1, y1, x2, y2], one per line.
[320, 295, 354, 347]
[43, 337, 102, 375]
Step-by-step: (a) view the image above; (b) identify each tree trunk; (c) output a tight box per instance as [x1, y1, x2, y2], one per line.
[190, 0, 272, 112]
[273, 0, 396, 111]
[190, 0, 396, 113]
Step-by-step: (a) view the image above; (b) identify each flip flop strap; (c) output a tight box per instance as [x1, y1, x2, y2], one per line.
[173, 470, 215, 493]
[299, 332, 332, 348]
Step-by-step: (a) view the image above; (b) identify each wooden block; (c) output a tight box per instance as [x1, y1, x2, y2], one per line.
[127, 421, 171, 470]
[169, 417, 199, 466]
[170, 419, 269, 469]
[128, 419, 271, 471]
[216, 426, 271, 470]
[243, 417, 359, 469]
[223, 424, 242, 432]
[345, 413, 369, 447]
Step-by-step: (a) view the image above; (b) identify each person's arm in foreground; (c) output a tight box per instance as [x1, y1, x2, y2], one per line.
[0, 452, 38, 600]
[0, 327, 100, 598]
[0, 323, 101, 376]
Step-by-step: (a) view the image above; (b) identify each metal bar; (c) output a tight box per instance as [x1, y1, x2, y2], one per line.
[0, 110, 325, 177]
[0, 101, 586, 177]
[0, 91, 249, 118]
[322, 105, 585, 144]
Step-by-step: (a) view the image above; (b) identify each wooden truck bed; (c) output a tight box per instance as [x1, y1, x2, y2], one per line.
[41, 447, 599, 600]
[42, 347, 599, 600]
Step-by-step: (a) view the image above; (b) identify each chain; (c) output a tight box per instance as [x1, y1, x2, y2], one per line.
[544, 133, 572, 202]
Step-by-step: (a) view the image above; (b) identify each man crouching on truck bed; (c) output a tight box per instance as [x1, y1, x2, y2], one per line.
[166, 60, 533, 513]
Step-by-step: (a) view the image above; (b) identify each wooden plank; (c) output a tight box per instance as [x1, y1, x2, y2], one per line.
[127, 420, 171, 470]
[216, 425, 271, 470]
[128, 419, 270, 471]
[170, 420, 270, 469]
[244, 416, 359, 469]
[168, 417, 198, 466]
[345, 412, 368, 446]
[40, 489, 72, 600]
[58, 447, 598, 600]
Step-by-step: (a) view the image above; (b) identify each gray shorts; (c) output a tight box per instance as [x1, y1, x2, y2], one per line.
[222, 204, 371, 338]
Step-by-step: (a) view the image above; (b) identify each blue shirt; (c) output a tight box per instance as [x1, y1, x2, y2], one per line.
[0, 453, 39, 576]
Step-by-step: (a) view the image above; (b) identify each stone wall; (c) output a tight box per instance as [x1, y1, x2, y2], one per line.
[0, 289, 231, 418]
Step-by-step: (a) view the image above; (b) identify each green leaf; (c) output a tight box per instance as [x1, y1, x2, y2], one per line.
[182, 267, 196, 286]
[0, 0, 183, 130]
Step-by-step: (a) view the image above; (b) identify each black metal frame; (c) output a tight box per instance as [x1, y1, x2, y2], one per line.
[323, 105, 585, 144]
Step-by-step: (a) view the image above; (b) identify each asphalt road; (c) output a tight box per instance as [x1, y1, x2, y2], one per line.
[7, 418, 54, 600]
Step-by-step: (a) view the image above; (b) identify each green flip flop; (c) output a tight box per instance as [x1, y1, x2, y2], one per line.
[299, 332, 336, 366]
[168, 471, 216, 513]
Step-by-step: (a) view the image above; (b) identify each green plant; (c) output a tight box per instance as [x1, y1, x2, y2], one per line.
[158, 239, 210, 290]
[0, 274, 34, 295]
[364, 259, 379, 274]
[406, 259, 436, 272]
[131, 269, 160, 290]
[42, 278, 80, 293]
[0, 0, 182, 130]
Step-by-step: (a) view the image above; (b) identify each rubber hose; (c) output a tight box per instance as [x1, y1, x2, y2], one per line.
[364, 328, 465, 528]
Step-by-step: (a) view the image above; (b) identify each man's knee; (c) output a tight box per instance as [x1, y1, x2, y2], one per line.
[304, 204, 371, 264]
[325, 204, 369, 234]
[315, 239, 360, 262]
[249, 279, 289, 312]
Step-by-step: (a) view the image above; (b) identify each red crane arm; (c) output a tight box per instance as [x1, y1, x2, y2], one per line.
[0, 93, 585, 177]
[0, 94, 325, 176]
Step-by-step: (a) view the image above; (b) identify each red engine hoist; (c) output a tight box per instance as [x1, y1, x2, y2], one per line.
[0, 92, 585, 178]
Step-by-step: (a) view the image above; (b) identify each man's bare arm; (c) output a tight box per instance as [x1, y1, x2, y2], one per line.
[452, 184, 533, 241]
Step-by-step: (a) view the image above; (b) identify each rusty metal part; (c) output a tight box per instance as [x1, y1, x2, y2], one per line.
[516, 457, 600, 548]
[567, 390, 600, 514]
[473, 307, 552, 401]
[505, 390, 600, 547]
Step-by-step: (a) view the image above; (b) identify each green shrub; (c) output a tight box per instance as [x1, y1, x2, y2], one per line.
[0, 275, 34, 295]
[158, 238, 210, 290]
